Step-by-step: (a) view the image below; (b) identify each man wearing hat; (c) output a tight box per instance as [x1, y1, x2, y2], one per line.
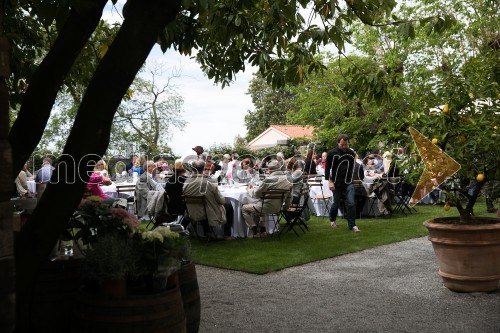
[241, 160, 292, 238]
[192, 145, 208, 161]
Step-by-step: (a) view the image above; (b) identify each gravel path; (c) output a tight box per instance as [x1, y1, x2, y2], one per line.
[196, 237, 500, 333]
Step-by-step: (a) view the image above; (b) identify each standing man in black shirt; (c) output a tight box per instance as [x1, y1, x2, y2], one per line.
[325, 134, 361, 232]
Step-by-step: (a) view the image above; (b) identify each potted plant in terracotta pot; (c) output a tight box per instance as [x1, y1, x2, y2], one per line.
[412, 54, 499, 292]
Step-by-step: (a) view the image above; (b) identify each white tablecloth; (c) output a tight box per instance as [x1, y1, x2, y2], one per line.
[308, 180, 336, 217]
[307, 178, 387, 218]
[219, 184, 278, 238]
[27, 180, 36, 194]
[100, 182, 136, 198]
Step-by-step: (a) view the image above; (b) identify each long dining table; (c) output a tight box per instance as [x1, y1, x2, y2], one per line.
[307, 177, 389, 217]
[218, 183, 278, 238]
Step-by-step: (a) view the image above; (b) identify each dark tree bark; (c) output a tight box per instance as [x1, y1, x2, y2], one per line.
[0, 5, 15, 331]
[8, 0, 108, 178]
[14, 0, 182, 330]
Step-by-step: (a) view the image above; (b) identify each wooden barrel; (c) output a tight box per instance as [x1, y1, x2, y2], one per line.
[178, 262, 201, 333]
[31, 258, 84, 332]
[72, 286, 186, 333]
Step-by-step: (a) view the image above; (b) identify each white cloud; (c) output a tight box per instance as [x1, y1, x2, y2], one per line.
[144, 47, 255, 155]
[102, 3, 256, 156]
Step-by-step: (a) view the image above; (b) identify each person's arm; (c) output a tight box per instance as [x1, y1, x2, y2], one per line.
[358, 164, 365, 181]
[211, 183, 225, 204]
[88, 173, 103, 184]
[325, 151, 333, 181]
[147, 174, 164, 192]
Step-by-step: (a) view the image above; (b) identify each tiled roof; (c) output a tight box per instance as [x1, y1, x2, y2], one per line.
[270, 125, 315, 138]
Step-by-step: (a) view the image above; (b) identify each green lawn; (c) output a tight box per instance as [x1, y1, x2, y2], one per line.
[190, 202, 497, 274]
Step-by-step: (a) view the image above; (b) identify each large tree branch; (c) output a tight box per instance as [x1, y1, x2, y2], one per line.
[14, 0, 182, 330]
[8, 0, 108, 178]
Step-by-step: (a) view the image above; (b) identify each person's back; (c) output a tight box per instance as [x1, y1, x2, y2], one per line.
[35, 158, 53, 183]
[165, 168, 187, 215]
[183, 161, 226, 226]
[303, 150, 317, 175]
[35, 158, 53, 199]
[285, 157, 304, 204]
[253, 161, 293, 212]
[242, 160, 292, 237]
[15, 170, 29, 197]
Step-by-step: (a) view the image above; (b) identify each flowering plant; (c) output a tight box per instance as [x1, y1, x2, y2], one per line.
[133, 226, 190, 280]
[65, 196, 141, 281]
[65, 196, 190, 288]
[66, 196, 139, 240]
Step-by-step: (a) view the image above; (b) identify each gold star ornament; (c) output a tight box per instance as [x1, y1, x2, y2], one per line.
[408, 127, 461, 207]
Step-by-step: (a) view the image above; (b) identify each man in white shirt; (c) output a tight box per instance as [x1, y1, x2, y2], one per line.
[35, 157, 54, 199]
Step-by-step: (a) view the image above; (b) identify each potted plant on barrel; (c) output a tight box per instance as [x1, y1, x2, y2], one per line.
[66, 196, 190, 296]
[66, 196, 142, 297]
[66, 196, 190, 332]
[413, 58, 499, 292]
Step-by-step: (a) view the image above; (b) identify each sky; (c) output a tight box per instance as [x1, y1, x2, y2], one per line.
[103, 3, 256, 157]
[146, 48, 256, 156]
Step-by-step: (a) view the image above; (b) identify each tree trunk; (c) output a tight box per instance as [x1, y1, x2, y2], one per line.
[14, 0, 182, 330]
[8, 0, 108, 178]
[0, 9, 15, 330]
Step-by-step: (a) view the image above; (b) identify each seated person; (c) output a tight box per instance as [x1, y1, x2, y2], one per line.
[183, 160, 233, 240]
[276, 152, 286, 171]
[234, 158, 256, 184]
[125, 154, 137, 175]
[15, 163, 34, 198]
[303, 150, 317, 176]
[86, 163, 113, 203]
[219, 154, 231, 176]
[226, 153, 240, 179]
[136, 160, 165, 217]
[242, 160, 292, 238]
[203, 155, 221, 176]
[257, 155, 272, 175]
[364, 154, 383, 177]
[285, 157, 304, 204]
[382, 151, 400, 178]
[315, 152, 327, 176]
[165, 160, 188, 217]
[35, 157, 54, 199]
[94, 159, 109, 177]
[131, 155, 146, 175]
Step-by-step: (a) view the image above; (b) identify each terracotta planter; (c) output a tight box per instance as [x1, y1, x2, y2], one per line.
[424, 216, 500, 292]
